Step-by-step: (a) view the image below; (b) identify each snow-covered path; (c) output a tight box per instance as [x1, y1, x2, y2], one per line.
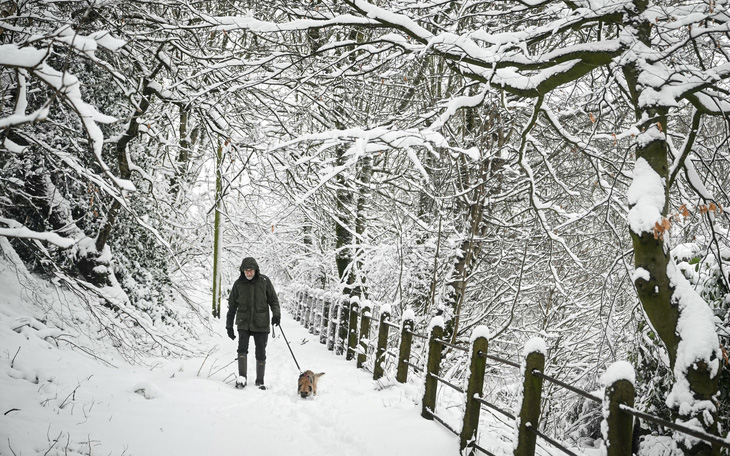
[1, 306, 458, 456]
[151, 310, 458, 455]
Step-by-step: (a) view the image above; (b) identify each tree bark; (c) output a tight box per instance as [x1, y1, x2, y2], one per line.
[95, 80, 156, 253]
[352, 152, 373, 298]
[623, 4, 721, 449]
[334, 144, 356, 295]
[211, 140, 224, 318]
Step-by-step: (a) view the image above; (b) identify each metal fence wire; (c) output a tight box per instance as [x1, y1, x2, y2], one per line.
[289, 287, 730, 455]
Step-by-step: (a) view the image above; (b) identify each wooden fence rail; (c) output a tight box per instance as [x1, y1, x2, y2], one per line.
[290, 287, 730, 456]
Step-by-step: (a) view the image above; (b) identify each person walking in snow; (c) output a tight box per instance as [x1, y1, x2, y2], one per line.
[226, 257, 281, 389]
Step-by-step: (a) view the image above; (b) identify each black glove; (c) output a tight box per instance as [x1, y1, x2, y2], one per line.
[226, 327, 235, 340]
[271, 315, 280, 326]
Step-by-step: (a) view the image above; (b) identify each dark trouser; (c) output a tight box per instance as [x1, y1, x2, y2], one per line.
[237, 329, 268, 361]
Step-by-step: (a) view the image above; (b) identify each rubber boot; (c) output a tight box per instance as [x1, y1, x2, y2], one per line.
[235, 355, 247, 389]
[255, 361, 266, 390]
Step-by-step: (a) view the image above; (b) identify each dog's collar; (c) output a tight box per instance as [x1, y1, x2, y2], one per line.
[299, 372, 312, 381]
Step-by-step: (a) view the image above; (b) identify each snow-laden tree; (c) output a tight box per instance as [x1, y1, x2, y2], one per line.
[3, 0, 728, 449]
[0, 0, 255, 357]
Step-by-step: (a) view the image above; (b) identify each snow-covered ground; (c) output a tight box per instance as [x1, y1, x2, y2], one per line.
[1, 310, 460, 456]
[0, 241, 681, 456]
[0, 244, 458, 456]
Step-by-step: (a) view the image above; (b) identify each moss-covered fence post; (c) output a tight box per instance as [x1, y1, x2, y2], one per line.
[373, 304, 391, 381]
[422, 317, 445, 419]
[292, 289, 297, 320]
[211, 139, 223, 319]
[303, 291, 312, 330]
[460, 326, 489, 455]
[320, 292, 331, 345]
[295, 289, 307, 321]
[346, 296, 360, 361]
[295, 289, 305, 322]
[314, 290, 322, 332]
[327, 295, 339, 352]
[602, 361, 635, 456]
[313, 293, 319, 330]
[396, 316, 414, 383]
[336, 295, 349, 356]
[514, 338, 546, 456]
[307, 290, 315, 333]
[309, 289, 321, 334]
[357, 300, 372, 368]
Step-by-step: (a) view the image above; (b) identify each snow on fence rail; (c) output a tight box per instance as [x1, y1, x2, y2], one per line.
[289, 287, 730, 456]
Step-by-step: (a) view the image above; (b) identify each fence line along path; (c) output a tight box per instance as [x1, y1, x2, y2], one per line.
[290, 286, 730, 456]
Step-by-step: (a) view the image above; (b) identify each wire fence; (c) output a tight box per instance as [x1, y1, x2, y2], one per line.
[289, 286, 730, 456]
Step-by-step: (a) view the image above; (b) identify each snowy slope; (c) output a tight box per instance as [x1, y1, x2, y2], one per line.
[1, 313, 458, 456]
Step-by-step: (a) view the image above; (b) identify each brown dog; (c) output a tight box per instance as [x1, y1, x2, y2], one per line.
[298, 370, 325, 398]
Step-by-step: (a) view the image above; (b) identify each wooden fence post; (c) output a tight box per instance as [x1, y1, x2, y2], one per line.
[422, 317, 444, 419]
[303, 292, 312, 329]
[346, 296, 360, 361]
[328, 297, 339, 352]
[295, 289, 304, 322]
[307, 291, 314, 332]
[317, 290, 324, 331]
[603, 361, 635, 456]
[336, 295, 349, 356]
[514, 338, 546, 456]
[293, 289, 299, 320]
[357, 300, 372, 369]
[309, 290, 321, 334]
[396, 316, 414, 383]
[313, 291, 321, 332]
[461, 326, 489, 454]
[373, 304, 391, 381]
[320, 292, 331, 345]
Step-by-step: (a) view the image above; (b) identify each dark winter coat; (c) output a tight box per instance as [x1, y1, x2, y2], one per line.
[226, 257, 280, 333]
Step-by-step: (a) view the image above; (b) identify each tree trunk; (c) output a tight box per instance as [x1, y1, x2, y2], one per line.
[352, 152, 373, 298]
[95, 79, 156, 254]
[444, 156, 488, 342]
[628, 111, 721, 455]
[211, 140, 224, 318]
[171, 107, 195, 197]
[334, 144, 356, 295]
[623, 5, 722, 449]
[443, 101, 506, 342]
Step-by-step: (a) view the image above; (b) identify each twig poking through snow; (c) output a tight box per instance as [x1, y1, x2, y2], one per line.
[10, 346, 20, 369]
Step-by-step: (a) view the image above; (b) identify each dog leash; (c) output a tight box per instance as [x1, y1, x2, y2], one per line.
[275, 324, 302, 373]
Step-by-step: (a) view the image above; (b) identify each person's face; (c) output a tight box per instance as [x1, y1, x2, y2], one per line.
[244, 268, 255, 280]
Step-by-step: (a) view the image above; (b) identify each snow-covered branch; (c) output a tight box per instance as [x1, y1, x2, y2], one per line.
[0, 218, 76, 249]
